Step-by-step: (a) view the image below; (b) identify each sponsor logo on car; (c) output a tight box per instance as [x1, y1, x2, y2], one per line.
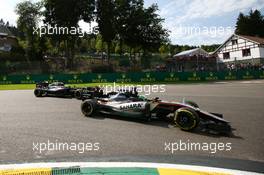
[120, 103, 143, 110]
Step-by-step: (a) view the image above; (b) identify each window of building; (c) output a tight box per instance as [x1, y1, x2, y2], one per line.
[231, 39, 238, 45]
[242, 49, 251, 57]
[223, 52, 230, 59]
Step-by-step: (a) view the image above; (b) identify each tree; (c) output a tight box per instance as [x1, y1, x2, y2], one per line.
[235, 10, 264, 37]
[43, 0, 95, 68]
[201, 44, 220, 52]
[114, 42, 121, 54]
[0, 19, 4, 25]
[137, 4, 169, 52]
[89, 37, 96, 52]
[95, 34, 105, 54]
[15, 1, 43, 61]
[114, 1, 169, 67]
[96, 0, 116, 63]
[133, 3, 169, 68]
[114, 0, 133, 56]
[159, 45, 167, 54]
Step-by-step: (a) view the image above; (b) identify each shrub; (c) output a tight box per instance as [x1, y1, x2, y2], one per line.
[91, 64, 114, 73]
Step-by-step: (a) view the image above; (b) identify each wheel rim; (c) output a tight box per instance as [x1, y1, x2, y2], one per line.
[175, 110, 196, 130]
[34, 90, 40, 96]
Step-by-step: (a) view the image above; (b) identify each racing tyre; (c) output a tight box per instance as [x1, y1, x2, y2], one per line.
[81, 100, 97, 117]
[34, 89, 43, 97]
[174, 107, 199, 131]
[144, 102, 151, 122]
[75, 90, 82, 99]
[185, 100, 199, 108]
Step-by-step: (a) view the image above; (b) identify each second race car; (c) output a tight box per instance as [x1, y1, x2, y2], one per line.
[34, 81, 76, 98]
[34, 81, 103, 99]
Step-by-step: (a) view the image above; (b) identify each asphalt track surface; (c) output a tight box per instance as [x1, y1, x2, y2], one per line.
[0, 80, 264, 172]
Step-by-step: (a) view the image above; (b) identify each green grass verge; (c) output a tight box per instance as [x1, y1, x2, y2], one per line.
[0, 84, 36, 90]
[0, 83, 140, 90]
[0, 81, 219, 90]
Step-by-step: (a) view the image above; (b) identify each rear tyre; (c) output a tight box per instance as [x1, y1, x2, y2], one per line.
[174, 107, 199, 131]
[34, 89, 43, 97]
[75, 90, 82, 99]
[81, 100, 97, 117]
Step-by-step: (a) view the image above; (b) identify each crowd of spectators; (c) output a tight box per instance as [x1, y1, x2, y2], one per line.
[225, 63, 264, 71]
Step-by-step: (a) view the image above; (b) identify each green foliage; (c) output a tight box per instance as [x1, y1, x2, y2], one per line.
[44, 0, 95, 27]
[114, 42, 121, 54]
[95, 34, 104, 52]
[169, 45, 197, 55]
[43, 0, 95, 68]
[201, 44, 221, 52]
[141, 53, 151, 69]
[119, 57, 130, 67]
[96, 0, 116, 61]
[91, 65, 114, 73]
[15, 1, 42, 32]
[15, 1, 43, 61]
[115, 1, 169, 53]
[235, 10, 264, 37]
[13, 0, 170, 71]
[79, 39, 89, 53]
[159, 44, 171, 54]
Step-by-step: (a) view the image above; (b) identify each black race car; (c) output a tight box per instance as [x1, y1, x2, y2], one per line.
[34, 82, 105, 99]
[76, 86, 139, 100]
[34, 81, 77, 98]
[81, 93, 232, 135]
[74, 86, 104, 100]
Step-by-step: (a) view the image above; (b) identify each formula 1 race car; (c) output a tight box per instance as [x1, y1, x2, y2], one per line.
[34, 81, 77, 98]
[34, 82, 139, 99]
[81, 93, 232, 134]
[74, 86, 104, 100]
[75, 86, 139, 100]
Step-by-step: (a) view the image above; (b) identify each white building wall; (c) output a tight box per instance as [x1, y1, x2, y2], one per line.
[217, 35, 262, 63]
[259, 47, 264, 58]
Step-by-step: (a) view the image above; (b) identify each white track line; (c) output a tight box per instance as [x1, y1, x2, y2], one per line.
[0, 162, 263, 175]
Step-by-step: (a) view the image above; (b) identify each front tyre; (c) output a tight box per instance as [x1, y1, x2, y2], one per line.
[34, 89, 43, 97]
[174, 107, 199, 131]
[81, 100, 97, 117]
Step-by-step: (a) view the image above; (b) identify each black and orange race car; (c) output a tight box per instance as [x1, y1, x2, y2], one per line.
[81, 93, 232, 135]
[34, 81, 103, 99]
[34, 81, 75, 98]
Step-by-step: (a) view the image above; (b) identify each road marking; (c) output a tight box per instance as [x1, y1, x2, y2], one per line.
[0, 168, 51, 175]
[239, 81, 264, 84]
[158, 168, 229, 175]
